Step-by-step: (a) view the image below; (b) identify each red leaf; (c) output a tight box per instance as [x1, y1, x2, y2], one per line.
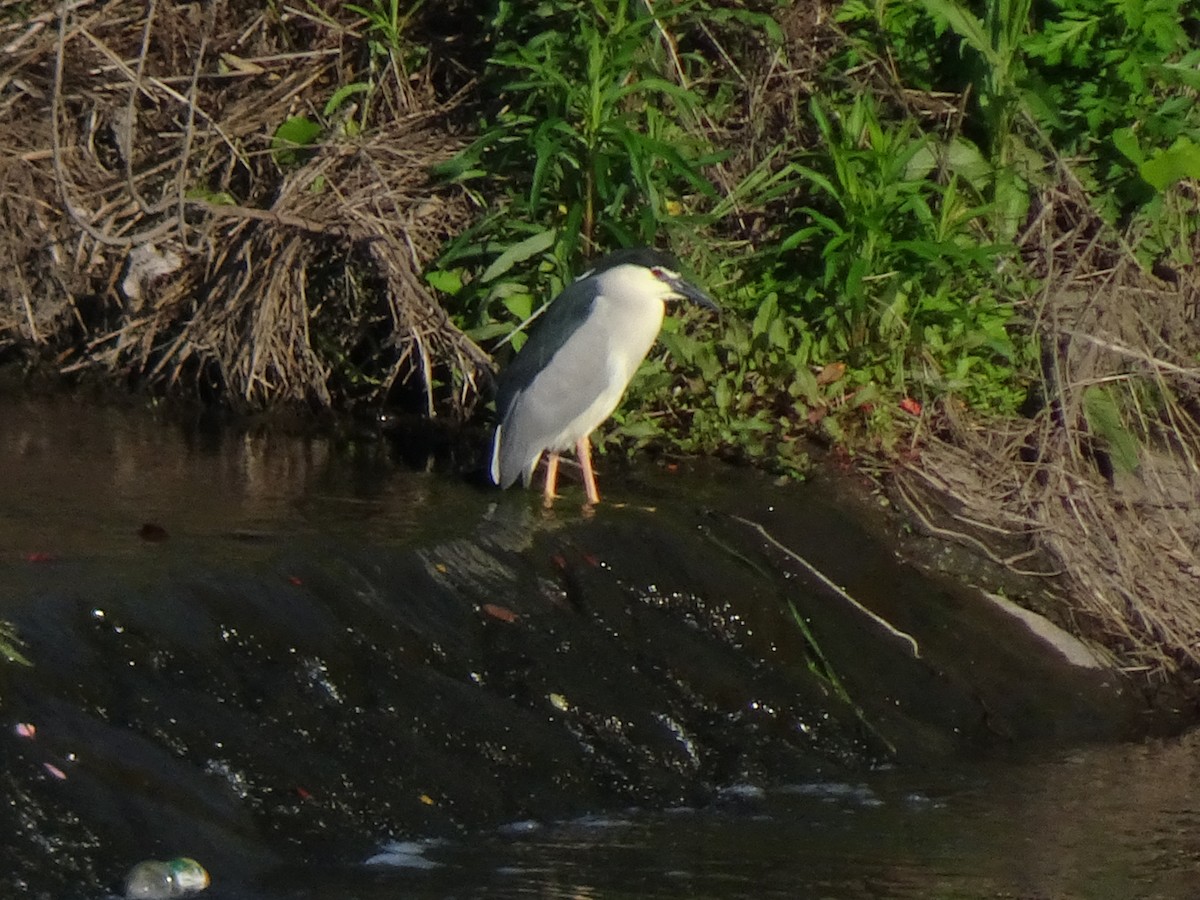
[482, 603, 518, 623]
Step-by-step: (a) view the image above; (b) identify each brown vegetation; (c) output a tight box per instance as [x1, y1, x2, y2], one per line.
[1, 0, 488, 411]
[899, 174, 1200, 677]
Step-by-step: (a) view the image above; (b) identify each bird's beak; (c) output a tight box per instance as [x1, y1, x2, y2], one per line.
[669, 275, 718, 312]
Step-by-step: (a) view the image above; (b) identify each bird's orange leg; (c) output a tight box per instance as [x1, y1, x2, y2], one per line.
[576, 435, 600, 505]
[543, 452, 560, 507]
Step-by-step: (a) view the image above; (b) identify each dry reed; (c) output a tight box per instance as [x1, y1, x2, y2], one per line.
[0, 0, 488, 411]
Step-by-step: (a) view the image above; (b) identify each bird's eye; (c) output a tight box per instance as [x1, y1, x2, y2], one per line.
[650, 266, 667, 281]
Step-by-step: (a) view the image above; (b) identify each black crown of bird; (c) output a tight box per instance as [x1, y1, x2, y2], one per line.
[490, 246, 716, 507]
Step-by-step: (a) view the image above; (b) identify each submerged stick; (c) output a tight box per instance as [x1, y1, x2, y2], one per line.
[729, 514, 921, 659]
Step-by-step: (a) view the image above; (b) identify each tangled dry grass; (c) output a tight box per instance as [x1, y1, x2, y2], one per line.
[899, 174, 1200, 678]
[1, 0, 489, 412]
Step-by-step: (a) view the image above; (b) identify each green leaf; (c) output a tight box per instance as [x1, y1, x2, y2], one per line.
[1111, 127, 1144, 166]
[186, 187, 237, 206]
[714, 376, 732, 412]
[788, 164, 842, 202]
[502, 292, 534, 320]
[465, 322, 515, 342]
[945, 137, 992, 192]
[324, 82, 371, 118]
[425, 269, 463, 295]
[614, 416, 664, 441]
[271, 116, 322, 166]
[0, 621, 30, 667]
[1083, 385, 1140, 474]
[991, 167, 1030, 244]
[780, 224, 829, 253]
[480, 230, 557, 283]
[1162, 58, 1200, 91]
[614, 76, 695, 103]
[1139, 138, 1200, 191]
[751, 293, 778, 339]
[767, 316, 790, 351]
[916, 0, 1000, 69]
[273, 116, 321, 148]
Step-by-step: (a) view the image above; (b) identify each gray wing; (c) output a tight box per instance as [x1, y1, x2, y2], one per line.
[492, 279, 615, 487]
[494, 277, 598, 420]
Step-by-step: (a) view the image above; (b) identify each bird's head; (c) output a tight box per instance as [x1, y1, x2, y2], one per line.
[646, 262, 718, 311]
[582, 247, 717, 312]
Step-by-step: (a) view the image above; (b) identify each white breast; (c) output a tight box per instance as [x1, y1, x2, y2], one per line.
[544, 269, 667, 451]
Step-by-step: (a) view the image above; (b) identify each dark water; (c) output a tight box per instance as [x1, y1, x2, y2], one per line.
[0, 399, 461, 560]
[271, 737, 1200, 900]
[1, 396, 1196, 899]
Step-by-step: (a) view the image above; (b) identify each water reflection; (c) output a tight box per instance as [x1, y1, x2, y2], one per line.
[274, 733, 1200, 899]
[0, 397, 479, 559]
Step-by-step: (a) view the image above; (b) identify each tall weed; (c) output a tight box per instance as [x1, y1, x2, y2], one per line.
[432, 0, 719, 346]
[840, 0, 1200, 257]
[763, 96, 1024, 414]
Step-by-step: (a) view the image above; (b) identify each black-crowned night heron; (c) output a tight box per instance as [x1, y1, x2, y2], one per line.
[489, 247, 716, 506]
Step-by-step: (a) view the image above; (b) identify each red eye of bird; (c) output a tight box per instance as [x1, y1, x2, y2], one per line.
[650, 266, 667, 281]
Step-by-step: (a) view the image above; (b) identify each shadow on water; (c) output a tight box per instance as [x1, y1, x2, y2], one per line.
[0, 396, 1194, 898]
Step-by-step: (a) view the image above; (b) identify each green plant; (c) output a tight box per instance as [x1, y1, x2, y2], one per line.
[432, 0, 720, 343]
[776, 95, 1025, 410]
[624, 87, 1031, 465]
[916, 0, 1032, 153]
[508, 47, 1027, 466]
[840, 0, 1200, 246]
[426, 1, 832, 471]
[345, 0, 428, 91]
[1083, 384, 1141, 476]
[268, 0, 430, 168]
[1111, 129, 1200, 267]
[0, 621, 30, 667]
[271, 115, 323, 167]
[837, 0, 1037, 242]
[347, 0, 424, 55]
[616, 297, 814, 474]
[1020, 0, 1196, 161]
